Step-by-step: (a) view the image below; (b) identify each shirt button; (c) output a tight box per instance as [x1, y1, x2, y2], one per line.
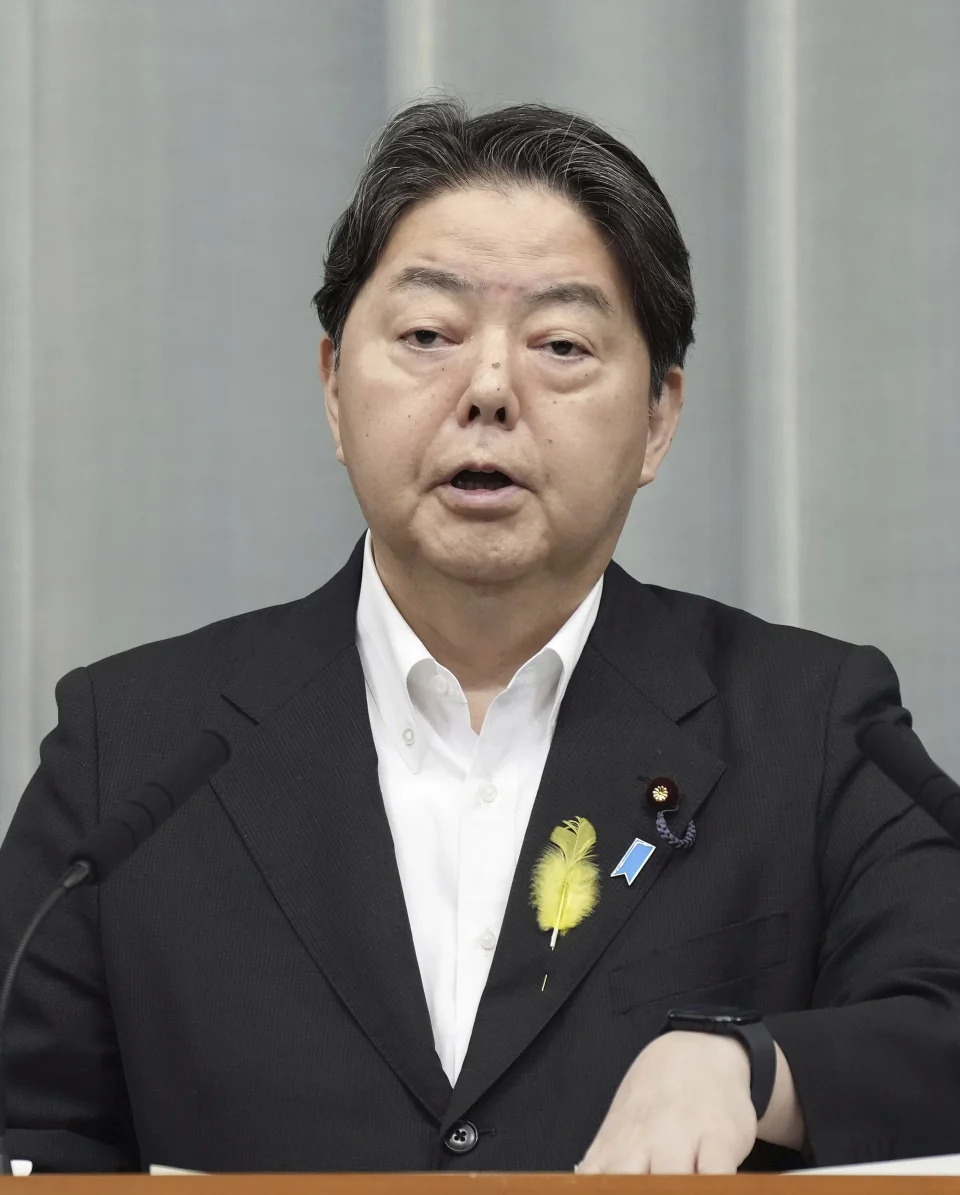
[478, 783, 498, 804]
[401, 727, 415, 746]
[479, 929, 497, 951]
[443, 1120, 478, 1154]
[431, 673, 448, 694]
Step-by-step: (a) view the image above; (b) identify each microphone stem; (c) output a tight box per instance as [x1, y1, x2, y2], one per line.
[0, 861, 92, 1175]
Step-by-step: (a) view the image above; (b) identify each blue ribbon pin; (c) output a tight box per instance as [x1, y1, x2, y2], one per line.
[610, 837, 656, 886]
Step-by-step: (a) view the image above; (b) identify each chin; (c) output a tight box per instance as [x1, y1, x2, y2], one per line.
[425, 539, 539, 587]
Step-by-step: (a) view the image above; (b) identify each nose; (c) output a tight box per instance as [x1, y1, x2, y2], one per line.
[455, 351, 521, 430]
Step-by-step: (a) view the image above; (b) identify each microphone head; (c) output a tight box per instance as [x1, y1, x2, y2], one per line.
[149, 729, 231, 800]
[68, 728, 233, 884]
[854, 709, 913, 753]
[855, 714, 926, 783]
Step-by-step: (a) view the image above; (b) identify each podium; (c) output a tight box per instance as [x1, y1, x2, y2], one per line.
[3, 1176, 960, 1192]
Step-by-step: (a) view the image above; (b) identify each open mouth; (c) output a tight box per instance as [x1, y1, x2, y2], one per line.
[449, 469, 515, 491]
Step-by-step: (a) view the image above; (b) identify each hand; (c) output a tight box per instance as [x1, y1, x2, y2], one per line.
[576, 1030, 758, 1174]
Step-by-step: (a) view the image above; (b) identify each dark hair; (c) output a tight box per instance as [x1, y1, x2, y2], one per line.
[312, 93, 695, 399]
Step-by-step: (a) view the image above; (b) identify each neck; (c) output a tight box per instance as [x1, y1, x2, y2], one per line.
[370, 537, 604, 696]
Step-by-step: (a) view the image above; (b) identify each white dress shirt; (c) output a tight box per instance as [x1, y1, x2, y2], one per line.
[355, 530, 603, 1084]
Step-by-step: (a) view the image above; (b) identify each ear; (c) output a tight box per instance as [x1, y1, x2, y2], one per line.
[638, 366, 684, 489]
[319, 334, 345, 465]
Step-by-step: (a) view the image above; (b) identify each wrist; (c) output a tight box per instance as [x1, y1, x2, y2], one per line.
[756, 1041, 805, 1151]
[663, 1005, 776, 1119]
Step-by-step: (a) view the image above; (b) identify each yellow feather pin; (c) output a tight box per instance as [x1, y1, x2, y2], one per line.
[530, 816, 600, 951]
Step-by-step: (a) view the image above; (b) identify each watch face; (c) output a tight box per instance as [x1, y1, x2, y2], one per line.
[667, 1005, 762, 1029]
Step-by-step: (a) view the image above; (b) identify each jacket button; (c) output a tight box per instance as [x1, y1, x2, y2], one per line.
[443, 1120, 479, 1154]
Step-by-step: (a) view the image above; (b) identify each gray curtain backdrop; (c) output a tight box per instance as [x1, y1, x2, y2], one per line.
[2, 0, 959, 835]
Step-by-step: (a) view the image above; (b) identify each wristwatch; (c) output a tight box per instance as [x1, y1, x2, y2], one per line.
[664, 1005, 776, 1119]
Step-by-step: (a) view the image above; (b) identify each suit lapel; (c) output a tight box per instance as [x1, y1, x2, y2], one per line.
[442, 563, 725, 1132]
[208, 539, 452, 1122]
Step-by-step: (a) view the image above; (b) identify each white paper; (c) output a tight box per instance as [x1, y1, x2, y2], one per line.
[149, 1163, 208, 1175]
[787, 1152, 960, 1175]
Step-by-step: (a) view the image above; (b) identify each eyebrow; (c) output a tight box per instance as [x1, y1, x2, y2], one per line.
[385, 265, 616, 319]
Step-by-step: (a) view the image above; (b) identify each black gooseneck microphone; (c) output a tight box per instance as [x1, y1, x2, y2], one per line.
[0, 728, 231, 1175]
[856, 714, 960, 842]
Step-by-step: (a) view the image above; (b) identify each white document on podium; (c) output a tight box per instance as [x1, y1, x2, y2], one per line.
[147, 1156, 960, 1177]
[788, 1152, 960, 1175]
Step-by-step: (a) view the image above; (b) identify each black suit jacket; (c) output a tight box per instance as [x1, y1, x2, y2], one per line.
[4, 538, 960, 1174]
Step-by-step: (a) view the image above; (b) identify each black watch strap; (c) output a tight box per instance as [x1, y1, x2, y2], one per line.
[663, 1011, 777, 1120]
[726, 1019, 776, 1120]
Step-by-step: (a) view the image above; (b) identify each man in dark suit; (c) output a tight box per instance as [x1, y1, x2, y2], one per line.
[3, 95, 960, 1176]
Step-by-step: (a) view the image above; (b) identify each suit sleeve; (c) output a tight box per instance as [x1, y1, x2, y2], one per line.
[765, 643, 960, 1167]
[0, 667, 140, 1172]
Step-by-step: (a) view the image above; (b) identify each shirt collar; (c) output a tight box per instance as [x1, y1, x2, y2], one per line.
[355, 531, 432, 770]
[355, 529, 603, 771]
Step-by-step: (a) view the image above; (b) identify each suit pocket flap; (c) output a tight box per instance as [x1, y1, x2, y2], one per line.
[609, 911, 789, 1013]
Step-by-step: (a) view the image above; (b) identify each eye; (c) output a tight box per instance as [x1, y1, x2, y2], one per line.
[400, 329, 449, 350]
[540, 338, 590, 362]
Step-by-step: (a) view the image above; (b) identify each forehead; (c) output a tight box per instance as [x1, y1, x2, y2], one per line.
[367, 185, 631, 310]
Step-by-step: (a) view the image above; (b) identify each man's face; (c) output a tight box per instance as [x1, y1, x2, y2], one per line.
[320, 185, 683, 587]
